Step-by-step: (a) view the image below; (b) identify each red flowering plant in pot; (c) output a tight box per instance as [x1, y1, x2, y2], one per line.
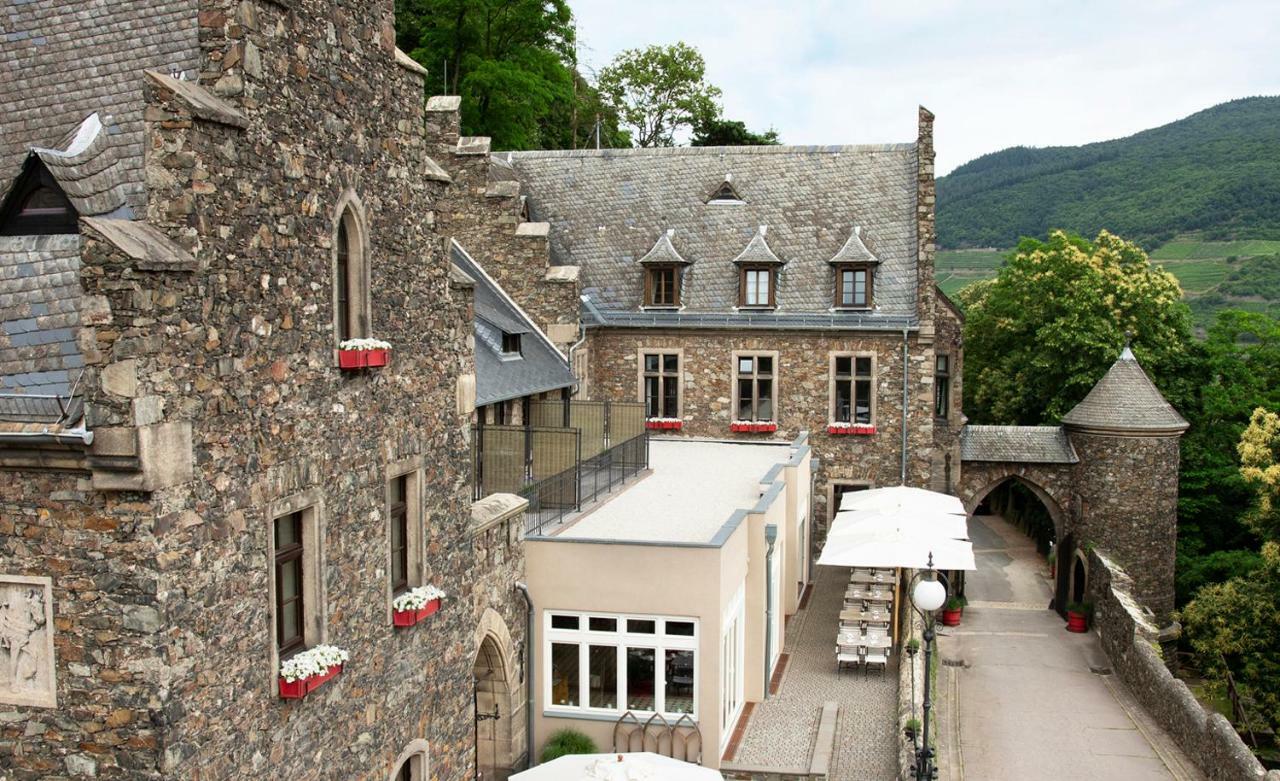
[941, 596, 965, 627]
[1065, 602, 1091, 633]
[337, 338, 392, 371]
[278, 644, 349, 699]
[392, 584, 446, 628]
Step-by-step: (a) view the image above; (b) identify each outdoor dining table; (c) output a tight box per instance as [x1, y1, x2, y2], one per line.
[845, 586, 894, 604]
[837, 631, 892, 650]
[839, 608, 891, 624]
[850, 571, 895, 586]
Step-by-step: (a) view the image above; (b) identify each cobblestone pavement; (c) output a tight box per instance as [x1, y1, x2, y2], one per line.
[935, 515, 1204, 781]
[733, 565, 899, 779]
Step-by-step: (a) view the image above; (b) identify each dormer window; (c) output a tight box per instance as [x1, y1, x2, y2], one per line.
[645, 266, 680, 308]
[739, 267, 775, 308]
[0, 157, 78, 236]
[501, 332, 523, 356]
[834, 265, 872, 309]
[706, 176, 745, 205]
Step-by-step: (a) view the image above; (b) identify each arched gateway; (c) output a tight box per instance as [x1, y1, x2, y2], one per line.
[955, 348, 1188, 624]
[473, 609, 522, 781]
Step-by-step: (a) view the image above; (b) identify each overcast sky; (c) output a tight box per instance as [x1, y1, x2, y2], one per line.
[571, 0, 1280, 174]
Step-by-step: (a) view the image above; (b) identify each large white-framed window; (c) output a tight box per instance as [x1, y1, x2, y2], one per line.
[545, 610, 698, 720]
[719, 585, 746, 750]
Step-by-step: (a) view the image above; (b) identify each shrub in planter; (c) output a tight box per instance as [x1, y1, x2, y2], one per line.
[904, 717, 921, 740]
[906, 637, 921, 655]
[1066, 601, 1091, 633]
[941, 596, 965, 626]
[540, 729, 598, 762]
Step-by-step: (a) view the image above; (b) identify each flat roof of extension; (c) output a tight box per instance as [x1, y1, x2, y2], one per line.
[555, 438, 792, 545]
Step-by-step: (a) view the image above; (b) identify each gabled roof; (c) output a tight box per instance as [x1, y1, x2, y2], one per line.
[960, 425, 1079, 464]
[731, 227, 785, 267]
[637, 231, 691, 266]
[450, 241, 576, 407]
[503, 144, 919, 318]
[25, 113, 132, 219]
[827, 226, 879, 265]
[1061, 347, 1188, 435]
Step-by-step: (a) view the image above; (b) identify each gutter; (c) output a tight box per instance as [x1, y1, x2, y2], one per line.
[566, 296, 589, 384]
[0, 428, 94, 447]
[900, 326, 909, 485]
[514, 582, 535, 768]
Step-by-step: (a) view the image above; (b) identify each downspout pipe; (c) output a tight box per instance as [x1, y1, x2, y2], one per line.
[515, 582, 535, 768]
[763, 524, 778, 700]
[900, 326, 909, 485]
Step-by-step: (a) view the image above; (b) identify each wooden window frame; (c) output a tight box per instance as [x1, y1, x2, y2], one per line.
[828, 352, 876, 425]
[386, 461, 425, 608]
[389, 475, 410, 594]
[638, 349, 683, 419]
[738, 266, 776, 309]
[935, 354, 951, 420]
[332, 193, 373, 354]
[731, 350, 779, 422]
[266, 489, 326, 679]
[833, 264, 873, 309]
[274, 512, 306, 658]
[643, 265, 681, 308]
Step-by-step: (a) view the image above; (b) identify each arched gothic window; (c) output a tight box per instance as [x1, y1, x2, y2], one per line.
[333, 200, 370, 346]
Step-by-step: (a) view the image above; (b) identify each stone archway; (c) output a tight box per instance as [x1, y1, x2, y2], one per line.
[474, 635, 514, 781]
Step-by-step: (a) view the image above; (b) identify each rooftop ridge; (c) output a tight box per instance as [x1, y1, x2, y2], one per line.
[500, 142, 917, 160]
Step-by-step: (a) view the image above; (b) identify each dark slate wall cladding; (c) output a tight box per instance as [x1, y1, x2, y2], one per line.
[0, 234, 84, 396]
[1, 1, 524, 780]
[0, 0, 200, 209]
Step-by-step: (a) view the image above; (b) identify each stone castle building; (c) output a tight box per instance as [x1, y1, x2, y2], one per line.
[0, 1, 1189, 779]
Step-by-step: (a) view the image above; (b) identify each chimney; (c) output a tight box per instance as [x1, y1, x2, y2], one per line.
[425, 95, 462, 153]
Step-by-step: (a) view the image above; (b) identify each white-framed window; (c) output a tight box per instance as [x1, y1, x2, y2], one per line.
[720, 586, 746, 746]
[545, 610, 698, 720]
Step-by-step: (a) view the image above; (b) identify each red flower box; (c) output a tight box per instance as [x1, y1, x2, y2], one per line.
[731, 422, 778, 433]
[392, 598, 441, 628]
[338, 348, 390, 370]
[828, 424, 877, 435]
[645, 420, 683, 431]
[278, 663, 344, 700]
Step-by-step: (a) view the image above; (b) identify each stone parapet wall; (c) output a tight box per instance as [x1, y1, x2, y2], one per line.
[1089, 551, 1280, 781]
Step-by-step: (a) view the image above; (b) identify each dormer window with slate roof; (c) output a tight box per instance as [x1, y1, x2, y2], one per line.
[828, 226, 879, 310]
[0, 157, 78, 236]
[638, 230, 691, 310]
[501, 332, 523, 357]
[733, 226, 784, 310]
[706, 176, 745, 205]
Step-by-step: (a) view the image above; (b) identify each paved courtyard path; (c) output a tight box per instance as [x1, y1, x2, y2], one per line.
[935, 515, 1203, 781]
[732, 564, 898, 779]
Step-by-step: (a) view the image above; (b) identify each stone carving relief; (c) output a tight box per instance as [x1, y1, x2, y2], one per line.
[0, 575, 56, 707]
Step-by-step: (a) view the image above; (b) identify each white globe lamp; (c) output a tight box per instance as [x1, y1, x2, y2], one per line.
[912, 578, 946, 612]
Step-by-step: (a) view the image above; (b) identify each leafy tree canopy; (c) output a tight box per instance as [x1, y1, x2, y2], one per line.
[691, 117, 780, 147]
[395, 0, 627, 150]
[597, 42, 722, 147]
[959, 230, 1192, 425]
[1239, 407, 1280, 541]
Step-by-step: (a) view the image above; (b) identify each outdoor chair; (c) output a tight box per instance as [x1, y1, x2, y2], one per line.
[864, 647, 889, 677]
[836, 648, 860, 676]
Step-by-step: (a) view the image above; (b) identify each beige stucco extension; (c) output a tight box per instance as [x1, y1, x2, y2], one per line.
[524, 435, 813, 769]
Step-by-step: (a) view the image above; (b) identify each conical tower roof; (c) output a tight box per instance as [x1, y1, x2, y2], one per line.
[1061, 347, 1188, 435]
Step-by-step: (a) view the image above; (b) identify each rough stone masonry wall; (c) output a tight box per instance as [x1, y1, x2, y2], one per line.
[930, 295, 963, 494]
[1089, 551, 1280, 781]
[586, 327, 940, 538]
[1070, 432, 1180, 622]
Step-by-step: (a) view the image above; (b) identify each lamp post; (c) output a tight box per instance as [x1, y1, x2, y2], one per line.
[908, 553, 948, 781]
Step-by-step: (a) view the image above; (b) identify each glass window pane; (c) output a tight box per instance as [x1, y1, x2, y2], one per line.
[279, 559, 300, 599]
[936, 355, 949, 374]
[663, 354, 678, 373]
[551, 643, 579, 707]
[737, 379, 754, 420]
[626, 647, 656, 711]
[280, 598, 300, 642]
[627, 619, 656, 634]
[589, 617, 617, 632]
[835, 356, 851, 376]
[645, 354, 659, 373]
[275, 514, 299, 548]
[757, 356, 772, 374]
[855, 357, 872, 377]
[550, 614, 579, 630]
[664, 649, 695, 714]
[758, 379, 773, 420]
[841, 270, 854, 304]
[645, 376, 660, 418]
[589, 645, 617, 709]
[663, 380, 678, 418]
[746, 272, 758, 304]
[666, 621, 695, 636]
[855, 379, 872, 424]
[738, 357, 754, 375]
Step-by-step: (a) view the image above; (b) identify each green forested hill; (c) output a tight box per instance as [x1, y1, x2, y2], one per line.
[937, 97, 1280, 249]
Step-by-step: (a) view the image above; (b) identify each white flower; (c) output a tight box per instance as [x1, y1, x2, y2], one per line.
[646, 417, 682, 423]
[280, 644, 350, 682]
[338, 337, 392, 351]
[392, 584, 446, 612]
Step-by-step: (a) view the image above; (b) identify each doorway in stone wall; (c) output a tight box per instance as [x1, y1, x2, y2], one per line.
[474, 636, 513, 781]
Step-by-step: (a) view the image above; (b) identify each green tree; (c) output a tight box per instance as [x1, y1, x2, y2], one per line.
[394, 0, 625, 150]
[1239, 407, 1280, 541]
[959, 230, 1193, 425]
[597, 43, 722, 147]
[691, 117, 780, 146]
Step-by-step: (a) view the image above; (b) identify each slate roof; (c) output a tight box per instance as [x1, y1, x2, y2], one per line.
[27, 113, 133, 218]
[0, 234, 85, 398]
[1061, 347, 1189, 434]
[450, 242, 576, 406]
[502, 144, 919, 323]
[0, 0, 199, 212]
[960, 426, 1079, 464]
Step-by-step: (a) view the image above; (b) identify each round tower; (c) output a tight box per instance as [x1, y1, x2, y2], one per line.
[1061, 346, 1188, 623]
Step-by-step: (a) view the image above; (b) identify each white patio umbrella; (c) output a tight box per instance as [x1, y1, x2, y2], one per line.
[829, 508, 969, 541]
[817, 529, 976, 570]
[839, 485, 966, 516]
[512, 753, 720, 781]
